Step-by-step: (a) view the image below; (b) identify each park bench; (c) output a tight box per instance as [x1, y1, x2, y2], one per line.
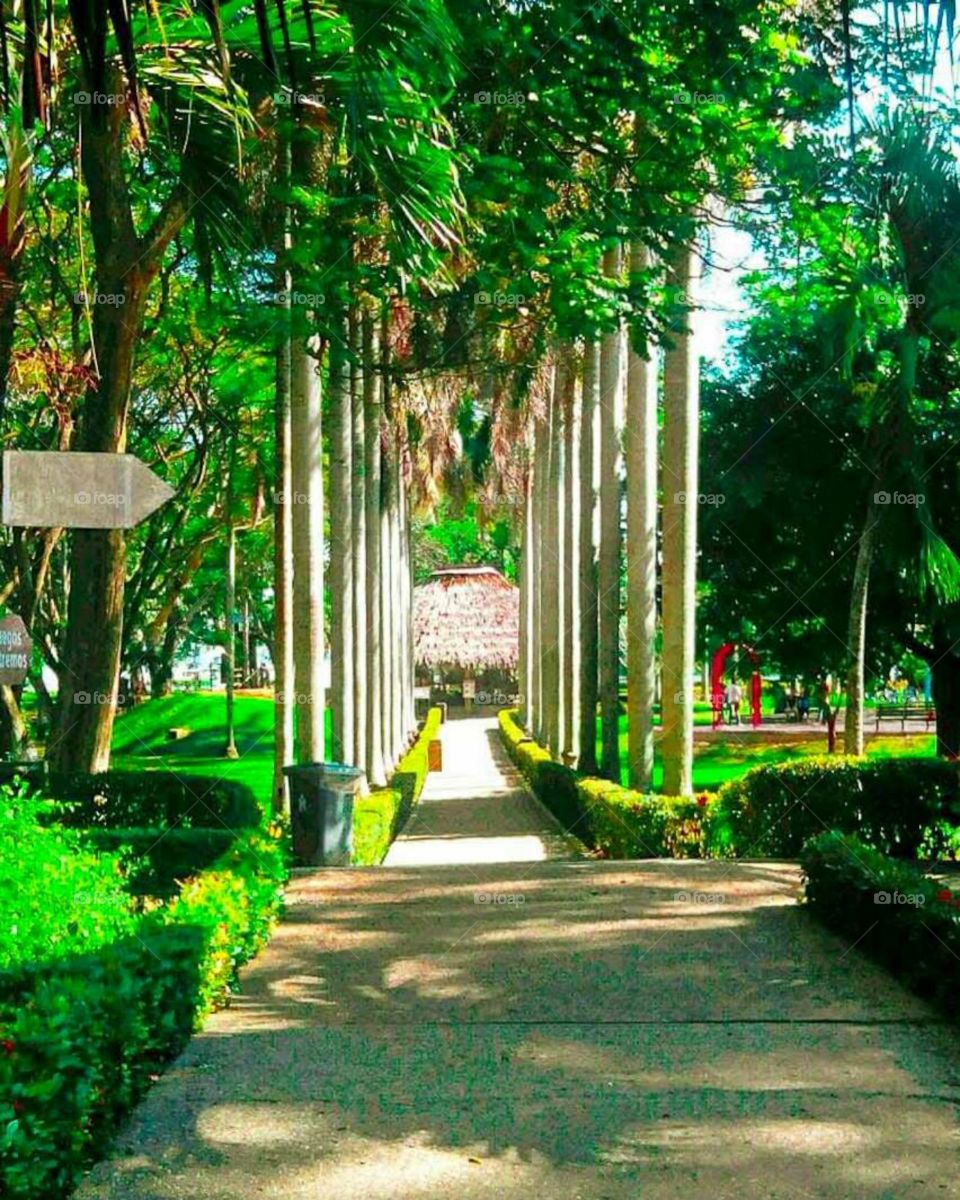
[874, 703, 936, 731]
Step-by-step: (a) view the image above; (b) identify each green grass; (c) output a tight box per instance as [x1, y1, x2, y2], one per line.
[111, 693, 332, 812]
[604, 715, 935, 791]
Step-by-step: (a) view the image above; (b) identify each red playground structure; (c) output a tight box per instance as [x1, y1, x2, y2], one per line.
[711, 642, 762, 729]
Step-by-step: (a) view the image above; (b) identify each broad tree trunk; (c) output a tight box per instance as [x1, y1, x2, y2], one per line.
[390, 448, 403, 758]
[0, 119, 32, 427]
[578, 342, 600, 774]
[329, 324, 353, 762]
[380, 466, 394, 772]
[660, 242, 700, 796]
[626, 243, 659, 792]
[49, 89, 187, 773]
[598, 246, 623, 782]
[273, 247, 294, 814]
[542, 353, 565, 756]
[363, 313, 387, 786]
[843, 504, 879, 756]
[350, 308, 368, 771]
[562, 350, 580, 760]
[290, 327, 326, 762]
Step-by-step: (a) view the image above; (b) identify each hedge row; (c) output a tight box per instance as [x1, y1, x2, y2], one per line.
[79, 826, 237, 897]
[352, 707, 443, 865]
[499, 709, 704, 857]
[709, 756, 960, 859]
[801, 831, 960, 1016]
[0, 806, 286, 1198]
[44, 769, 261, 831]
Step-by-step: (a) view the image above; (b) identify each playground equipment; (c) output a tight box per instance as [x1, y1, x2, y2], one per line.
[711, 642, 762, 729]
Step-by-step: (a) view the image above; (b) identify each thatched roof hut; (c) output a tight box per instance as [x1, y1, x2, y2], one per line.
[414, 565, 519, 675]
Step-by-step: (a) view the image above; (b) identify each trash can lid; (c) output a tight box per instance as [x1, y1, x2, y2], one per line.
[283, 761, 366, 779]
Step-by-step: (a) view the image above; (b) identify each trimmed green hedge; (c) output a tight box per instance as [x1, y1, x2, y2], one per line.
[80, 827, 239, 897]
[352, 707, 443, 865]
[0, 805, 286, 1198]
[45, 770, 261, 831]
[801, 831, 960, 1017]
[499, 709, 706, 858]
[709, 756, 960, 859]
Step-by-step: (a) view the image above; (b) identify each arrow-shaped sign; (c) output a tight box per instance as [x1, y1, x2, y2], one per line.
[2, 451, 174, 530]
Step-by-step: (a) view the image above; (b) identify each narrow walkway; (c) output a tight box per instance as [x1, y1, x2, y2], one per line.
[75, 719, 960, 1199]
[383, 716, 578, 866]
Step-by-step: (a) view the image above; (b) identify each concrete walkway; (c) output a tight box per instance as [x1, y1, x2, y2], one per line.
[76, 720, 960, 1200]
[384, 717, 578, 866]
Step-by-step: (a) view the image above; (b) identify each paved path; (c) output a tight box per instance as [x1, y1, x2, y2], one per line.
[76, 722, 960, 1200]
[384, 717, 578, 866]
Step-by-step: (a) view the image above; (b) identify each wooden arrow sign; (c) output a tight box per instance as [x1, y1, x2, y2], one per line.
[2, 451, 174, 530]
[0, 615, 31, 686]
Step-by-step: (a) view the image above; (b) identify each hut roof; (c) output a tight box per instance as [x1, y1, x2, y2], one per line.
[414, 565, 519, 673]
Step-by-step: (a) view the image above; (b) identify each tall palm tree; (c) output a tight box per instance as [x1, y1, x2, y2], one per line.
[626, 242, 659, 791]
[578, 341, 600, 773]
[661, 240, 700, 796]
[562, 347, 580, 761]
[598, 246, 623, 782]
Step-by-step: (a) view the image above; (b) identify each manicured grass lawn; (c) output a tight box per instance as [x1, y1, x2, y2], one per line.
[605, 715, 935, 791]
[111, 692, 332, 812]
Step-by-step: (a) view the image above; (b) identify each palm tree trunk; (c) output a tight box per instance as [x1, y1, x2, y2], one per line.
[542, 357, 564, 755]
[389, 439, 403, 759]
[626, 243, 659, 792]
[578, 341, 600, 774]
[329, 323, 353, 762]
[350, 308, 368, 771]
[272, 257, 294, 813]
[530, 407, 547, 741]
[290, 326, 326, 762]
[224, 507, 240, 760]
[562, 350, 580, 761]
[599, 246, 623, 782]
[844, 504, 879, 755]
[519, 463, 533, 727]
[660, 242, 700, 796]
[363, 313, 386, 785]
[380, 468, 394, 771]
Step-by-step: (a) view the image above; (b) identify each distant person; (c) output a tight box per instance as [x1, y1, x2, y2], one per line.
[724, 680, 743, 725]
[797, 688, 810, 722]
[785, 685, 798, 720]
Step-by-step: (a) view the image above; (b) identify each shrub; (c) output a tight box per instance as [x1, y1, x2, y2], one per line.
[801, 831, 960, 1016]
[0, 810, 286, 1199]
[80, 827, 238, 897]
[709, 756, 960, 859]
[352, 707, 443, 865]
[499, 709, 708, 858]
[45, 770, 261, 831]
[0, 789, 136, 972]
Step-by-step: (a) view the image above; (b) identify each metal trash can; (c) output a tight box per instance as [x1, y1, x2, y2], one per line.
[283, 762, 365, 866]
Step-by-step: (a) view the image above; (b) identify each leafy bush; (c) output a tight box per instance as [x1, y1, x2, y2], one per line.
[0, 802, 286, 1199]
[801, 831, 960, 1016]
[45, 770, 261, 831]
[499, 709, 708, 858]
[80, 827, 238, 897]
[709, 756, 960, 859]
[0, 790, 136, 972]
[353, 707, 443, 865]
